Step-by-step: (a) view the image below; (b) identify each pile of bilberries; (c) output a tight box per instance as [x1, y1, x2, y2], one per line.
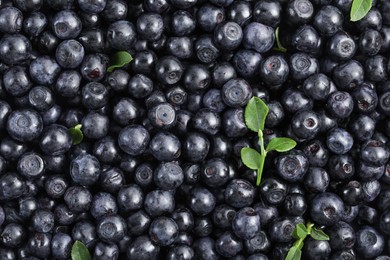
[0, 0, 390, 259]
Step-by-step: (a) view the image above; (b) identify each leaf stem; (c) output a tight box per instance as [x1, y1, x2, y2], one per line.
[257, 130, 267, 186]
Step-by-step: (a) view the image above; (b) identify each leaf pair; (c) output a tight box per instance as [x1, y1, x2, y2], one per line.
[286, 223, 329, 260]
[107, 51, 133, 72]
[350, 0, 373, 21]
[241, 97, 296, 186]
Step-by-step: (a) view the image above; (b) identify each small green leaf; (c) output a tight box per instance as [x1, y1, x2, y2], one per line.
[273, 27, 287, 52]
[107, 51, 133, 72]
[68, 124, 83, 145]
[71, 241, 91, 260]
[285, 246, 302, 260]
[266, 137, 297, 152]
[350, 0, 373, 22]
[244, 97, 269, 132]
[292, 223, 308, 239]
[310, 228, 330, 241]
[241, 147, 262, 170]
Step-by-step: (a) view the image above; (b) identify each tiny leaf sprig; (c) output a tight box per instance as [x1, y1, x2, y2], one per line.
[285, 222, 329, 260]
[107, 51, 133, 72]
[350, 0, 373, 22]
[68, 124, 83, 145]
[241, 97, 296, 186]
[71, 241, 91, 260]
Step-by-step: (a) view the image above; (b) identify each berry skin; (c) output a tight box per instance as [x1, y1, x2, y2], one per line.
[215, 231, 243, 257]
[7, 109, 43, 142]
[137, 13, 164, 41]
[0, 34, 32, 65]
[29, 55, 61, 86]
[118, 125, 150, 156]
[149, 216, 179, 246]
[232, 207, 260, 240]
[243, 22, 274, 53]
[260, 55, 289, 87]
[326, 127, 354, 155]
[355, 226, 384, 258]
[275, 150, 309, 183]
[144, 189, 175, 218]
[291, 110, 321, 140]
[360, 140, 390, 167]
[51, 10, 82, 40]
[188, 187, 216, 216]
[327, 31, 356, 61]
[55, 39, 84, 69]
[51, 233, 73, 259]
[127, 235, 160, 260]
[149, 131, 181, 161]
[313, 5, 343, 36]
[310, 192, 345, 226]
[224, 179, 255, 208]
[70, 154, 101, 186]
[39, 124, 72, 156]
[97, 215, 127, 243]
[154, 162, 184, 190]
[222, 78, 252, 108]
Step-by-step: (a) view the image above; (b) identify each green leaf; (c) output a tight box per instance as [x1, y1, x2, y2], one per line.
[292, 223, 308, 239]
[241, 147, 262, 170]
[273, 27, 287, 52]
[107, 51, 133, 72]
[244, 97, 269, 132]
[68, 124, 83, 145]
[71, 241, 91, 260]
[310, 228, 330, 241]
[266, 137, 297, 152]
[350, 0, 373, 22]
[285, 246, 302, 260]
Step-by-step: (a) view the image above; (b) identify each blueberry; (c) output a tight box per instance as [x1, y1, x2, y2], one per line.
[359, 29, 383, 56]
[275, 150, 309, 182]
[39, 124, 72, 155]
[286, 0, 314, 25]
[225, 179, 255, 208]
[52, 10, 82, 39]
[126, 210, 151, 236]
[80, 53, 108, 82]
[14, 0, 43, 12]
[56, 39, 84, 69]
[0, 7, 23, 34]
[313, 5, 343, 36]
[171, 10, 196, 36]
[332, 60, 364, 90]
[360, 140, 390, 166]
[183, 64, 211, 93]
[192, 108, 221, 136]
[303, 237, 331, 259]
[17, 152, 45, 179]
[26, 233, 51, 258]
[128, 74, 154, 99]
[197, 3, 225, 32]
[289, 52, 319, 82]
[193, 216, 213, 237]
[51, 233, 72, 259]
[304, 167, 330, 193]
[137, 13, 164, 41]
[253, 0, 281, 27]
[260, 55, 289, 87]
[166, 85, 188, 106]
[291, 110, 321, 140]
[31, 209, 54, 233]
[269, 217, 297, 242]
[29, 55, 61, 86]
[81, 112, 109, 139]
[201, 158, 229, 187]
[127, 235, 160, 260]
[78, 28, 105, 53]
[194, 34, 220, 64]
[144, 189, 175, 217]
[97, 215, 127, 243]
[243, 22, 274, 53]
[365, 55, 388, 82]
[0, 223, 26, 248]
[149, 131, 181, 161]
[193, 237, 219, 260]
[310, 192, 345, 226]
[78, 0, 106, 13]
[93, 242, 119, 260]
[232, 207, 260, 240]
[148, 103, 176, 129]
[0, 34, 31, 65]
[188, 187, 216, 216]
[154, 56, 183, 85]
[167, 245, 194, 260]
[327, 31, 356, 61]
[70, 153, 101, 186]
[328, 221, 355, 251]
[227, 0, 252, 26]
[355, 226, 384, 258]
[149, 216, 179, 246]
[154, 162, 184, 190]
[72, 220, 98, 248]
[292, 25, 322, 54]
[326, 127, 354, 155]
[214, 21, 243, 51]
[7, 109, 43, 142]
[64, 185, 92, 213]
[90, 192, 118, 219]
[213, 231, 243, 258]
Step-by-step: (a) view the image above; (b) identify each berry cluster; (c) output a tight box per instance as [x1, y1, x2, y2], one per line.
[0, 0, 389, 259]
